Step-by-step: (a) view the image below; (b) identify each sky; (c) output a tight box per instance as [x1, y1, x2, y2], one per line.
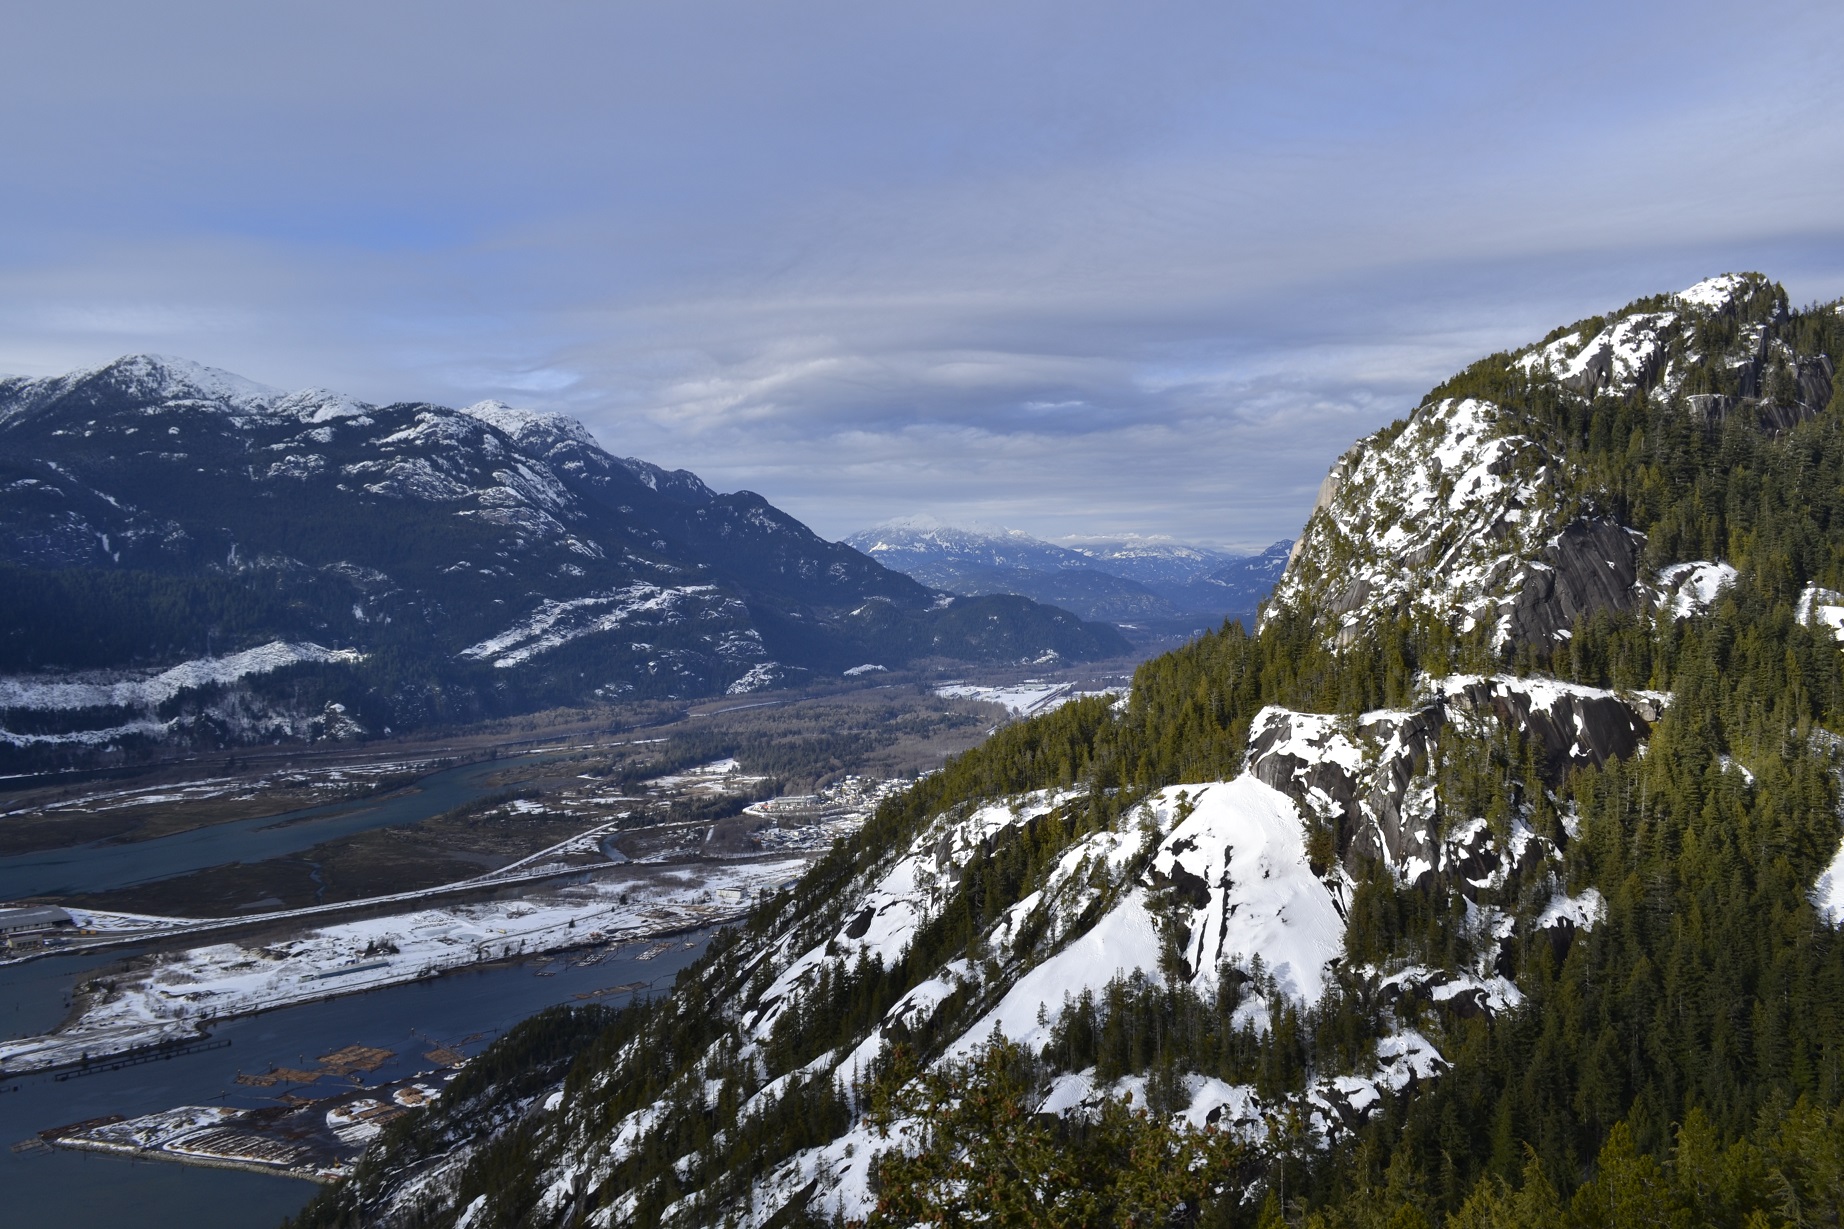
[2, 2, 1842, 551]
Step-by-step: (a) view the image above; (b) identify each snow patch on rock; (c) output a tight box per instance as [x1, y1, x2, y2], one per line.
[1657, 561, 1737, 617]
[1677, 274, 1751, 312]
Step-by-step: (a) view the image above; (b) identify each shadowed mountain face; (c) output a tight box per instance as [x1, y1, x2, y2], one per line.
[0, 356, 1126, 766]
[844, 520, 1291, 625]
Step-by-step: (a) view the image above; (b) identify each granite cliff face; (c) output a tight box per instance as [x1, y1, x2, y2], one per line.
[1267, 274, 1829, 650]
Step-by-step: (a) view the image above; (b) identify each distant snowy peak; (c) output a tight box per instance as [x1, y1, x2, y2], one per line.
[849, 520, 1076, 570]
[0, 354, 606, 444]
[272, 388, 376, 423]
[90, 353, 285, 411]
[1067, 537, 1233, 567]
[850, 523, 1071, 576]
[846, 521, 1254, 581]
[458, 400, 601, 455]
[0, 353, 285, 426]
[847, 521, 1292, 623]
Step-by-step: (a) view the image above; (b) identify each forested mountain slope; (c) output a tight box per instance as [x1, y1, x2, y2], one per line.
[0, 357, 1125, 768]
[296, 272, 1844, 1228]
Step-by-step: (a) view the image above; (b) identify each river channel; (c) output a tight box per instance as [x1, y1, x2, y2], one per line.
[0, 745, 708, 1227]
[0, 931, 711, 1228]
[0, 753, 559, 901]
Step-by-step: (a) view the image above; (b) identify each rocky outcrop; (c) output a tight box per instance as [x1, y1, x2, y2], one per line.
[1246, 706, 1442, 876]
[1435, 675, 1656, 781]
[1247, 678, 1658, 882]
[1798, 354, 1836, 414]
[1286, 444, 1365, 572]
[1263, 397, 1567, 649]
[1269, 276, 1835, 653]
[1501, 518, 1647, 644]
[1687, 353, 1833, 433]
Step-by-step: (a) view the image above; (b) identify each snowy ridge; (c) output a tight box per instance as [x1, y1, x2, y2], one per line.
[745, 792, 1069, 1044]
[1676, 273, 1752, 311]
[1515, 312, 1675, 396]
[442, 667, 1680, 1229]
[458, 400, 601, 453]
[89, 353, 285, 412]
[271, 387, 375, 423]
[1509, 274, 1779, 403]
[458, 585, 741, 668]
[0, 641, 362, 713]
[967, 776, 1346, 1062]
[712, 757, 1495, 1222]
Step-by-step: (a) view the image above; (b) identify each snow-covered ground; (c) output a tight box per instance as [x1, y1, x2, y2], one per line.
[1799, 586, 1844, 642]
[0, 856, 810, 1077]
[1658, 560, 1737, 618]
[0, 641, 366, 747]
[458, 584, 737, 669]
[646, 757, 760, 792]
[934, 680, 1112, 717]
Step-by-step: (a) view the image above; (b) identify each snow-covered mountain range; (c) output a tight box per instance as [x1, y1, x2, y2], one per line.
[844, 518, 1290, 625]
[0, 356, 1126, 767]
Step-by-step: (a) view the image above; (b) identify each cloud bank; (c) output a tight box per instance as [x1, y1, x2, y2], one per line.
[3, 0, 1842, 548]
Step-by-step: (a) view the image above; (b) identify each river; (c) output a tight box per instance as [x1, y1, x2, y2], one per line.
[0, 745, 707, 1228]
[0, 754, 556, 900]
[0, 931, 710, 1228]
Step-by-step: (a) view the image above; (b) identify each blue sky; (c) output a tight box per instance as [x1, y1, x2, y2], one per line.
[3, 1, 1842, 549]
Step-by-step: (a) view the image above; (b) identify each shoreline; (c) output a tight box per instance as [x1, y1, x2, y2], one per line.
[0, 864, 799, 1078]
[48, 1134, 333, 1185]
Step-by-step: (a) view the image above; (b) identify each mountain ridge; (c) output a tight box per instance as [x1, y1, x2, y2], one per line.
[0, 356, 1127, 768]
[845, 520, 1291, 625]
